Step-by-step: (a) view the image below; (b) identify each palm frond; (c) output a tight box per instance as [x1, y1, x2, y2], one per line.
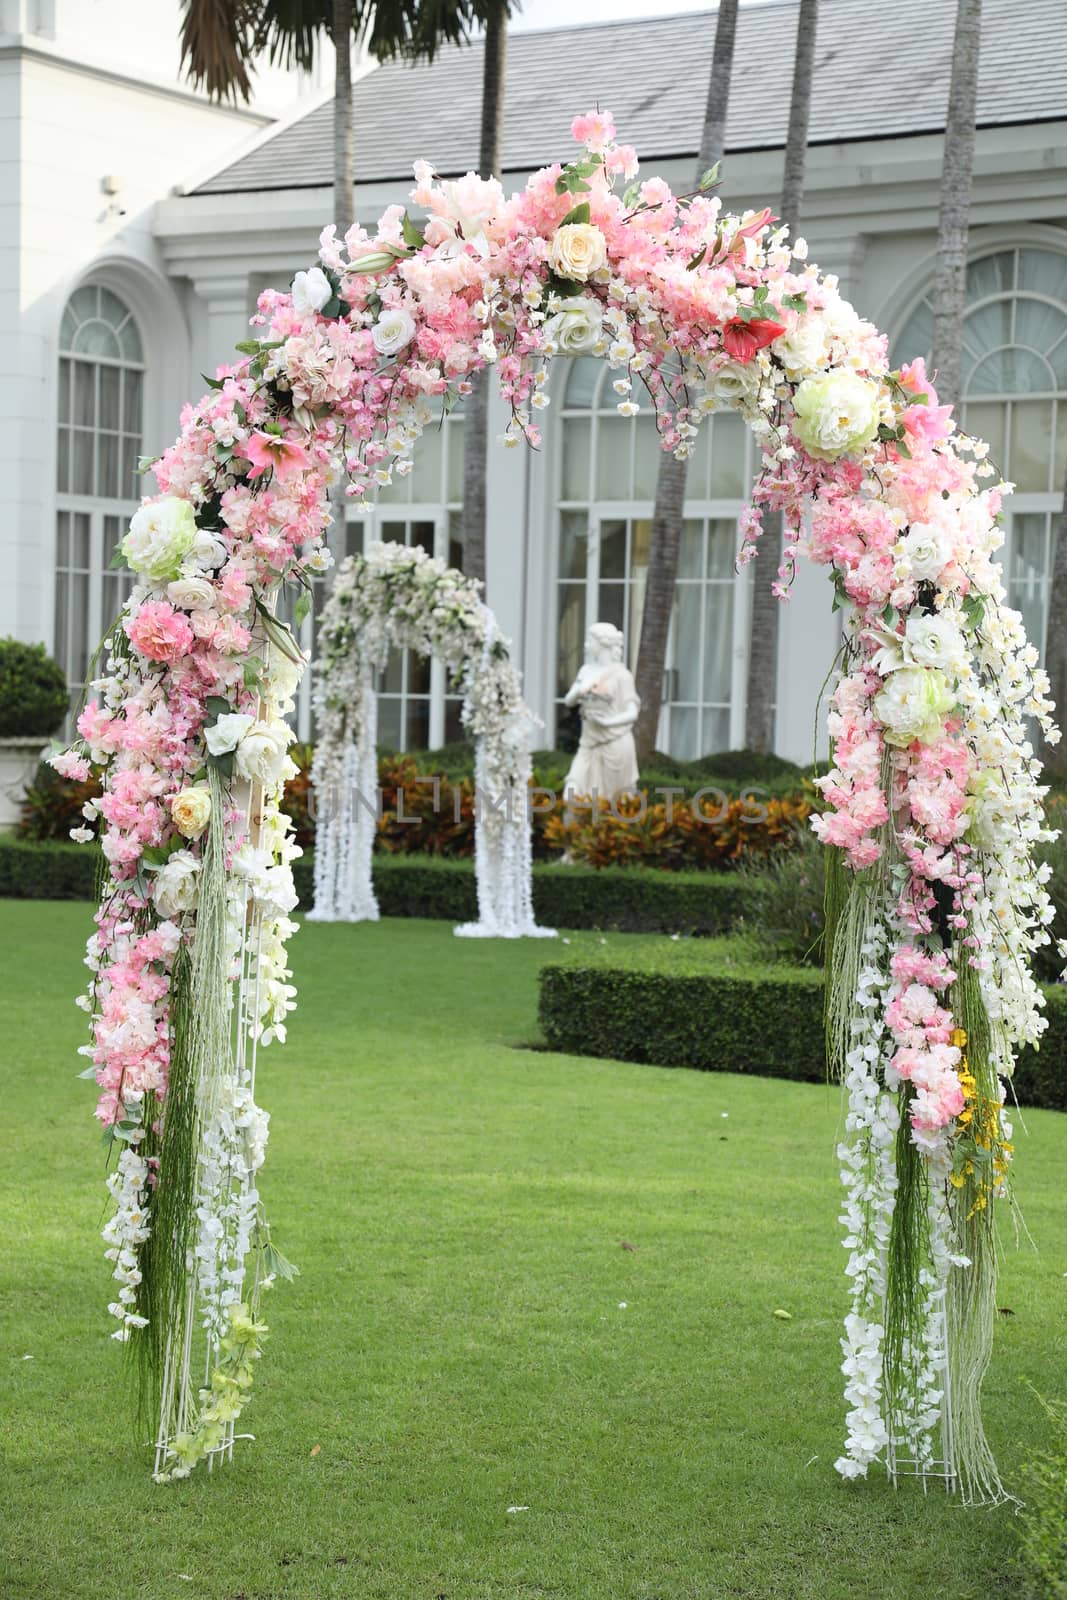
[179, 0, 263, 104]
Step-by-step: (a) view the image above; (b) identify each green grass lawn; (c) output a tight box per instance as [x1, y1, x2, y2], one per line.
[1, 902, 1065, 1600]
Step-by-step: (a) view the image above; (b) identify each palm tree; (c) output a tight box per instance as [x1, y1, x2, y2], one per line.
[459, 4, 514, 586]
[744, 0, 818, 754]
[179, 0, 479, 232]
[930, 0, 983, 412]
[632, 0, 739, 760]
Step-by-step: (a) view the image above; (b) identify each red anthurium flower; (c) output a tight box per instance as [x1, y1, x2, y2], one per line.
[721, 316, 787, 364]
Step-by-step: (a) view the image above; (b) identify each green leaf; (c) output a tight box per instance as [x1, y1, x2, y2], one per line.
[201, 372, 225, 391]
[207, 748, 235, 780]
[242, 655, 264, 690]
[686, 245, 708, 272]
[293, 590, 311, 628]
[234, 340, 262, 355]
[558, 201, 591, 228]
[400, 211, 426, 249]
[320, 296, 342, 319]
[698, 163, 721, 191]
[782, 292, 808, 311]
[205, 695, 232, 722]
[108, 544, 127, 570]
[622, 183, 641, 208]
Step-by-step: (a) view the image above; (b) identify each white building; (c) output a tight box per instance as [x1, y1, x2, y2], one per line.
[3, 0, 1066, 761]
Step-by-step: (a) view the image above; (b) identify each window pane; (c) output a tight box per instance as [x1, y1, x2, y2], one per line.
[1010, 400, 1054, 492]
[963, 301, 1013, 358]
[672, 583, 702, 700]
[409, 519, 435, 555]
[1014, 297, 1067, 357]
[410, 419, 443, 500]
[556, 583, 585, 696]
[709, 411, 747, 497]
[444, 698, 465, 744]
[407, 649, 431, 696]
[72, 320, 121, 359]
[596, 582, 625, 633]
[56, 510, 70, 566]
[631, 415, 663, 500]
[376, 464, 410, 504]
[122, 435, 141, 499]
[117, 317, 143, 362]
[561, 416, 591, 500]
[405, 698, 430, 751]
[1009, 512, 1050, 656]
[123, 369, 143, 436]
[966, 252, 1015, 300]
[98, 366, 120, 432]
[708, 517, 737, 579]
[58, 358, 71, 425]
[72, 430, 94, 495]
[559, 510, 589, 580]
[448, 509, 464, 571]
[97, 432, 119, 499]
[961, 400, 1006, 468]
[894, 300, 934, 366]
[56, 429, 70, 494]
[968, 346, 1052, 395]
[381, 647, 404, 695]
[703, 585, 734, 703]
[599, 518, 627, 579]
[70, 571, 89, 681]
[629, 517, 652, 583]
[1055, 401, 1067, 488]
[72, 513, 90, 569]
[677, 518, 704, 580]
[73, 361, 95, 427]
[1017, 249, 1067, 297]
[701, 706, 731, 755]
[669, 705, 699, 761]
[445, 416, 464, 503]
[377, 696, 402, 750]
[596, 415, 633, 500]
[564, 357, 602, 408]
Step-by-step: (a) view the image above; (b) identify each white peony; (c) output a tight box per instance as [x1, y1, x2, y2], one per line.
[121, 498, 197, 584]
[372, 307, 417, 357]
[181, 529, 227, 573]
[792, 371, 882, 461]
[700, 358, 761, 409]
[873, 666, 955, 748]
[903, 613, 967, 674]
[152, 850, 201, 918]
[170, 786, 212, 840]
[901, 521, 953, 582]
[548, 222, 608, 282]
[205, 712, 254, 757]
[542, 296, 605, 356]
[166, 576, 216, 612]
[292, 266, 332, 315]
[234, 721, 292, 788]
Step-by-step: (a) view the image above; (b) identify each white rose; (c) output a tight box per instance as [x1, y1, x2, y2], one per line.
[548, 222, 608, 282]
[774, 314, 828, 379]
[372, 308, 417, 358]
[152, 850, 201, 918]
[166, 576, 216, 612]
[903, 613, 967, 674]
[292, 266, 332, 315]
[234, 721, 292, 787]
[121, 498, 197, 584]
[901, 522, 953, 582]
[205, 712, 254, 757]
[180, 529, 227, 574]
[701, 358, 760, 408]
[170, 786, 212, 840]
[542, 296, 604, 356]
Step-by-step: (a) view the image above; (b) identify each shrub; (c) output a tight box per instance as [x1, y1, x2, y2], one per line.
[541, 792, 813, 870]
[1018, 1392, 1067, 1599]
[537, 958, 1067, 1111]
[735, 826, 827, 966]
[18, 761, 101, 842]
[0, 638, 69, 738]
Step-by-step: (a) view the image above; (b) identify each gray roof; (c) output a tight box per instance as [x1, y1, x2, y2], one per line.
[194, 0, 1067, 195]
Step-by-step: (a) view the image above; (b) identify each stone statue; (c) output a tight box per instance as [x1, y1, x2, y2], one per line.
[562, 623, 641, 798]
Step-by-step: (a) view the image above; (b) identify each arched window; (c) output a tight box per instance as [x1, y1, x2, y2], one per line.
[55, 284, 145, 711]
[894, 245, 1067, 654]
[556, 358, 753, 757]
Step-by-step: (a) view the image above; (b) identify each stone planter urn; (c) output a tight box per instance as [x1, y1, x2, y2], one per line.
[0, 736, 47, 832]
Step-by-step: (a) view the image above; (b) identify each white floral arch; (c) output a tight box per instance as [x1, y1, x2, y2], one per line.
[308, 539, 552, 938]
[57, 110, 1057, 1499]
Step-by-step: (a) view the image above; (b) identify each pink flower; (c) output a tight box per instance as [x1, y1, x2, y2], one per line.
[571, 109, 617, 152]
[126, 601, 195, 664]
[243, 430, 312, 483]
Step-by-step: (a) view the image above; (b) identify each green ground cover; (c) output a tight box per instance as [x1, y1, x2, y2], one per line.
[1, 903, 1064, 1600]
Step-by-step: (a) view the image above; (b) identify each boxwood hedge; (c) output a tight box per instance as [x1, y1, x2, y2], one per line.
[0, 837, 762, 936]
[538, 961, 1067, 1112]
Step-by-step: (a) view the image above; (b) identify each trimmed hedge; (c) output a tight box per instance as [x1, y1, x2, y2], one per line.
[538, 962, 1067, 1113]
[0, 837, 761, 936]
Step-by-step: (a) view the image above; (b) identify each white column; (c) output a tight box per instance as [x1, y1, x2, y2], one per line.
[190, 273, 254, 383]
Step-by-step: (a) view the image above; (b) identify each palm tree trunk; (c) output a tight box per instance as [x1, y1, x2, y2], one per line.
[931, 0, 982, 413]
[633, 0, 738, 760]
[460, 8, 508, 587]
[1041, 463, 1067, 776]
[332, 0, 355, 238]
[744, 0, 818, 755]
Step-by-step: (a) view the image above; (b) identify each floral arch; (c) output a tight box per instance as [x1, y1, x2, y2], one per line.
[58, 110, 1056, 1498]
[308, 538, 550, 937]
